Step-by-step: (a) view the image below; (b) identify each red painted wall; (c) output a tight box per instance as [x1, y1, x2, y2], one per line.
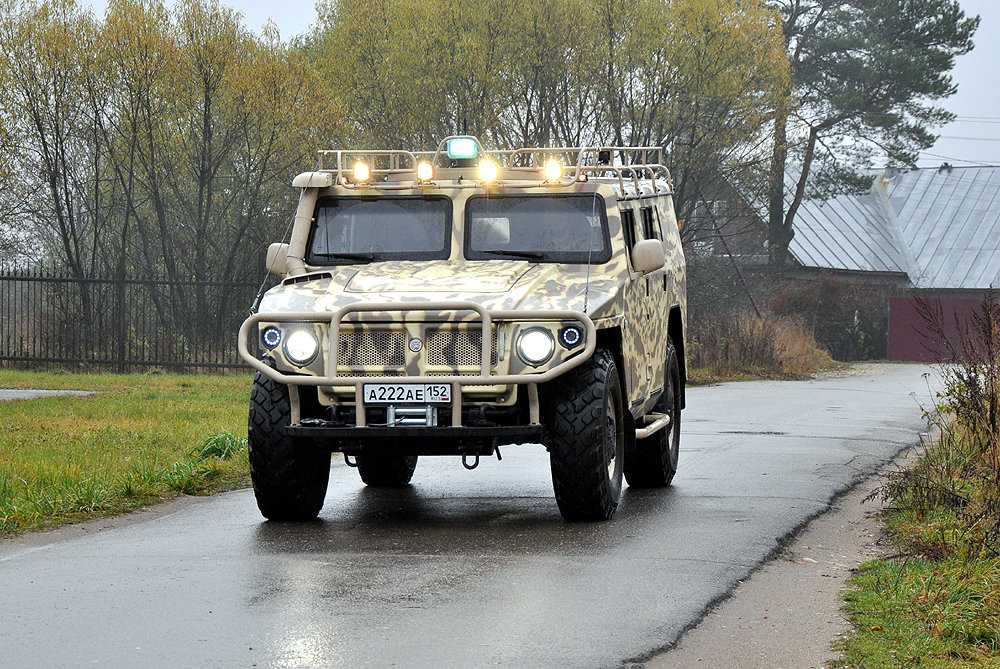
[888, 294, 986, 362]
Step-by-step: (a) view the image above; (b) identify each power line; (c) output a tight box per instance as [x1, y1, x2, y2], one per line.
[950, 119, 1000, 125]
[918, 151, 999, 166]
[939, 135, 1000, 142]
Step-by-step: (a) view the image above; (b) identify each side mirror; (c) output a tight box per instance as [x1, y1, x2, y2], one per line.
[632, 239, 665, 274]
[265, 242, 289, 276]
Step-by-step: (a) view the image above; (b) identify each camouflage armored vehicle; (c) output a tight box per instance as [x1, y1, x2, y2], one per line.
[238, 136, 687, 522]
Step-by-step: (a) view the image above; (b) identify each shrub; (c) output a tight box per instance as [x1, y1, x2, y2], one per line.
[876, 292, 1000, 559]
[689, 311, 835, 379]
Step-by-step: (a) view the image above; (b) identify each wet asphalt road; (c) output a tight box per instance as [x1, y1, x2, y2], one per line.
[0, 364, 934, 668]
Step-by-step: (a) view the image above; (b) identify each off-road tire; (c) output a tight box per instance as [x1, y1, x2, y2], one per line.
[248, 373, 331, 520]
[545, 348, 625, 521]
[356, 453, 418, 487]
[623, 342, 682, 488]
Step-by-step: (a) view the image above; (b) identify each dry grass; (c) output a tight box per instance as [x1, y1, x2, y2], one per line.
[688, 311, 837, 381]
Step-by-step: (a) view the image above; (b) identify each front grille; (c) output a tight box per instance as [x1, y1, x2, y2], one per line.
[337, 329, 406, 367]
[425, 326, 498, 367]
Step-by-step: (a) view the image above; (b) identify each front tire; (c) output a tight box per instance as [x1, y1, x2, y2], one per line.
[545, 348, 625, 521]
[356, 453, 418, 487]
[624, 342, 682, 488]
[248, 373, 331, 520]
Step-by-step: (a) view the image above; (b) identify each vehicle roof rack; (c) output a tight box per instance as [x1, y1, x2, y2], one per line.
[309, 137, 672, 198]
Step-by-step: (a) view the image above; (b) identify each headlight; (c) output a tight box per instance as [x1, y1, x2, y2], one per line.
[283, 330, 318, 365]
[516, 328, 555, 366]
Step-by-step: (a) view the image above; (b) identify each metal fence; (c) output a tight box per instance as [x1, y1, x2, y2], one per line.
[0, 263, 261, 371]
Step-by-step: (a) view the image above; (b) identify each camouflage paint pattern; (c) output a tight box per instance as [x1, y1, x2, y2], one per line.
[252, 164, 687, 416]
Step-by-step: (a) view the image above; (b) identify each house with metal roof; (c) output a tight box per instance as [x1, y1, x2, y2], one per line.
[785, 165, 1000, 360]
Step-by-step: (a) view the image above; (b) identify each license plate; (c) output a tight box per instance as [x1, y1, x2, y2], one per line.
[362, 383, 452, 404]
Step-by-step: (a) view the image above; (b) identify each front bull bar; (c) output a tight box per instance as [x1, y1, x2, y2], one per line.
[237, 301, 597, 428]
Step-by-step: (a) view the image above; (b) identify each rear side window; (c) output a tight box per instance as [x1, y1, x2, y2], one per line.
[621, 209, 637, 250]
[640, 207, 659, 240]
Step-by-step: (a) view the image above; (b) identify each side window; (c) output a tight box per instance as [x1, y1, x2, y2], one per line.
[640, 207, 656, 240]
[621, 209, 637, 251]
[651, 207, 663, 240]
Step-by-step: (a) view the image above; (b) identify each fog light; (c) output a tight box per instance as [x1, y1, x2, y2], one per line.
[559, 325, 583, 349]
[516, 328, 555, 366]
[261, 326, 282, 350]
[283, 330, 318, 365]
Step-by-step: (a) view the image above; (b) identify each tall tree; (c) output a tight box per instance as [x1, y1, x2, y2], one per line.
[766, 0, 979, 266]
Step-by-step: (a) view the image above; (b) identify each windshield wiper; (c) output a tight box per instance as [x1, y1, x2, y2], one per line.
[312, 251, 380, 262]
[478, 249, 545, 260]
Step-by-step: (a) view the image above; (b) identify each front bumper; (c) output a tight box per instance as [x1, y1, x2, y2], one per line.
[238, 300, 596, 428]
[286, 423, 544, 455]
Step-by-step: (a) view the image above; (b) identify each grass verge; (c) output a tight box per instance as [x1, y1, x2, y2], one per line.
[836, 294, 1000, 667]
[0, 369, 250, 536]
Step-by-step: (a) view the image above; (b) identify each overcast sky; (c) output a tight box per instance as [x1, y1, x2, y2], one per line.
[80, 0, 1000, 167]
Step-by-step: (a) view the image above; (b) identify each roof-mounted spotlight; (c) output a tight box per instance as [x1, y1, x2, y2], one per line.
[543, 159, 562, 182]
[446, 137, 479, 161]
[479, 158, 499, 184]
[353, 161, 371, 184]
[416, 160, 434, 182]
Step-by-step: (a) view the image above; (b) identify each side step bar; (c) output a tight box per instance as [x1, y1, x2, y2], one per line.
[635, 412, 671, 439]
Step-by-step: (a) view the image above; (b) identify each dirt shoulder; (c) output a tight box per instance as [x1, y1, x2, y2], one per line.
[644, 462, 892, 669]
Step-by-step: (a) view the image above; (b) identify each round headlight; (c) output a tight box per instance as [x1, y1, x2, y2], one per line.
[283, 330, 318, 365]
[516, 328, 555, 366]
[261, 326, 282, 350]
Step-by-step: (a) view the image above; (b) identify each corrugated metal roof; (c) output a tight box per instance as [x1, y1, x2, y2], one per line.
[786, 170, 908, 274]
[788, 166, 1000, 289]
[886, 167, 1000, 289]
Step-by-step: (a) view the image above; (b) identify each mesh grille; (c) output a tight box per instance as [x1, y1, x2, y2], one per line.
[425, 327, 498, 367]
[337, 329, 406, 368]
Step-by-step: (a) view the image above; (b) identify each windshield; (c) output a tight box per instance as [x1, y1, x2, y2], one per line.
[307, 197, 451, 264]
[465, 195, 610, 263]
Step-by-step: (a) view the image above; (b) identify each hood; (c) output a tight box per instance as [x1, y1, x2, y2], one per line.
[258, 260, 623, 319]
[344, 260, 532, 293]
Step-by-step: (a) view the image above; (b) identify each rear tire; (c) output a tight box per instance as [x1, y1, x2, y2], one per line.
[545, 348, 625, 521]
[624, 342, 682, 488]
[248, 373, 331, 520]
[356, 453, 418, 487]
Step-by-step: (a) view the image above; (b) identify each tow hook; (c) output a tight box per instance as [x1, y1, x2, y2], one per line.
[462, 454, 480, 470]
[344, 454, 358, 468]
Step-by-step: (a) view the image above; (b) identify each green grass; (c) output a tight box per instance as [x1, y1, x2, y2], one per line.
[0, 369, 251, 536]
[836, 426, 1000, 667]
[839, 559, 1000, 668]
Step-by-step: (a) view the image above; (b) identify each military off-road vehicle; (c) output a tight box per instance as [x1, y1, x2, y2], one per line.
[238, 136, 687, 522]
